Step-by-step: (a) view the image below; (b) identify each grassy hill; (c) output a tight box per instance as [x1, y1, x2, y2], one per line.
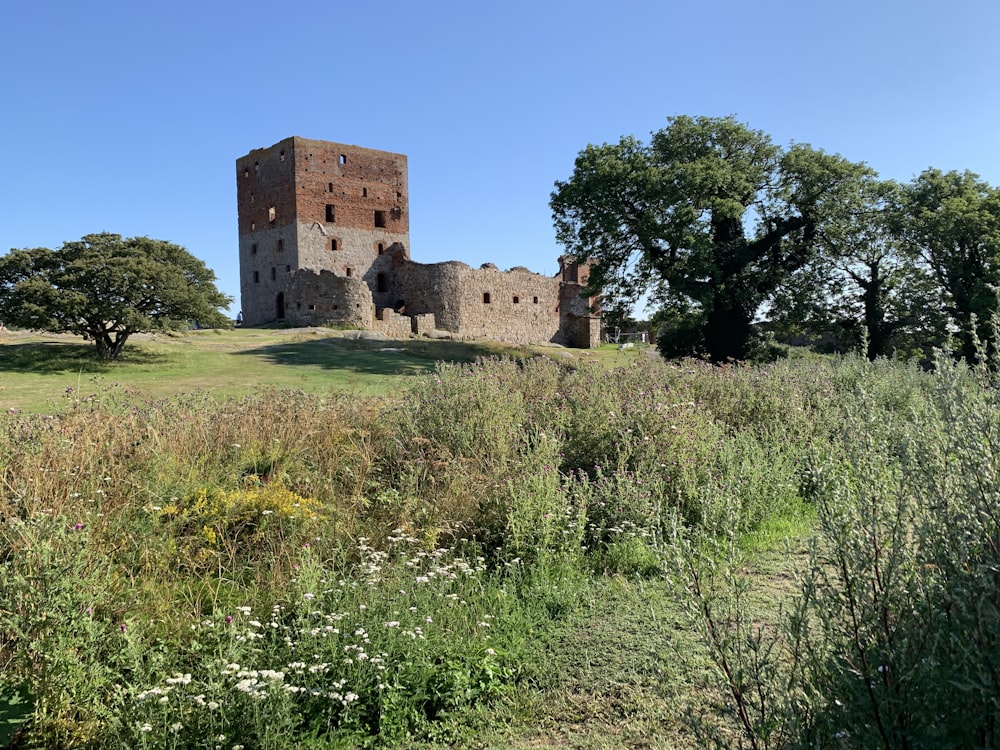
[0, 328, 636, 413]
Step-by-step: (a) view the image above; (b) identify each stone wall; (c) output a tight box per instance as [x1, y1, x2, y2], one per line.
[385, 259, 596, 346]
[276, 261, 599, 346]
[372, 308, 413, 338]
[284, 270, 374, 328]
[236, 137, 600, 346]
[236, 137, 409, 326]
[238, 225, 298, 325]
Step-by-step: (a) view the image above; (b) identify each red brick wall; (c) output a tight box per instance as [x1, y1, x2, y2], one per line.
[236, 140, 298, 234]
[291, 137, 408, 240]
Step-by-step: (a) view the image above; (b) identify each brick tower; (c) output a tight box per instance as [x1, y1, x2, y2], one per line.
[236, 137, 410, 326]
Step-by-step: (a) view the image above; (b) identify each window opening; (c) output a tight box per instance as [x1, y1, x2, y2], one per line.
[533, 296, 539, 304]
[339, 154, 347, 165]
[277, 239, 284, 251]
[279, 150, 285, 161]
[270, 267, 276, 281]
[268, 206, 276, 223]
[374, 210, 386, 228]
[275, 293, 285, 319]
[328, 182, 334, 192]
[483, 292, 491, 304]
[513, 296, 520, 304]
[251, 243, 258, 255]
[377, 243, 384, 254]
[345, 267, 353, 277]
[253, 271, 259, 283]
[325, 204, 336, 222]
[331, 239, 338, 251]
[362, 187, 368, 198]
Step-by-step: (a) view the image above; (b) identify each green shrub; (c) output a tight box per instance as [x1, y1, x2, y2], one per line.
[674, 354, 1000, 749]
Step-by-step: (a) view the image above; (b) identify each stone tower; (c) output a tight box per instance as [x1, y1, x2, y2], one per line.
[236, 136, 409, 326]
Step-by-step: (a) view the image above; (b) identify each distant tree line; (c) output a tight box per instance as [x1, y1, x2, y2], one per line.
[552, 115, 1000, 364]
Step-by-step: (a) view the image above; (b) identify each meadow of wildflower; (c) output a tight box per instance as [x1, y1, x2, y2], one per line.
[1, 333, 999, 748]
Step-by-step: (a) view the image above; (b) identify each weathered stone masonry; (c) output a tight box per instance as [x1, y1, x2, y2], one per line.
[237, 137, 600, 347]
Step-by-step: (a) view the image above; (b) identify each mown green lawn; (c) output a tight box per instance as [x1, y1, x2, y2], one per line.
[0, 328, 631, 413]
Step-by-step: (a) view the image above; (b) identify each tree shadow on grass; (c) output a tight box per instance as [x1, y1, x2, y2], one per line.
[233, 336, 525, 377]
[0, 341, 168, 374]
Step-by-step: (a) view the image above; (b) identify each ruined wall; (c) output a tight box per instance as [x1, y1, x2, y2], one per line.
[236, 137, 600, 347]
[237, 137, 409, 326]
[385, 259, 594, 346]
[283, 270, 375, 328]
[372, 309, 413, 339]
[292, 139, 407, 238]
[385, 260, 464, 330]
[238, 225, 298, 324]
[442, 263, 564, 345]
[556, 258, 602, 347]
[277, 255, 598, 346]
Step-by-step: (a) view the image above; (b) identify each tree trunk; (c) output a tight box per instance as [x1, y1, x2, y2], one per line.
[93, 329, 129, 360]
[862, 263, 891, 360]
[704, 302, 754, 363]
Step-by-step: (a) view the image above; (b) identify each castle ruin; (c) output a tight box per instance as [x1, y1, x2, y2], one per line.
[237, 137, 600, 347]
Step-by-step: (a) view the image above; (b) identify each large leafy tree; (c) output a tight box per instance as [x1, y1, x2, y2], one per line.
[899, 169, 1000, 364]
[551, 115, 871, 362]
[0, 233, 232, 359]
[772, 178, 947, 360]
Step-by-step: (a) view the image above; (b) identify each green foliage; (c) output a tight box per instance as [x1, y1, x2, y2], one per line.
[0, 683, 32, 747]
[0, 517, 133, 748]
[796, 355, 1000, 747]
[551, 115, 871, 362]
[6, 342, 997, 748]
[772, 177, 948, 360]
[158, 481, 325, 572]
[0, 233, 232, 360]
[115, 540, 515, 748]
[672, 353, 1000, 748]
[900, 168, 1000, 364]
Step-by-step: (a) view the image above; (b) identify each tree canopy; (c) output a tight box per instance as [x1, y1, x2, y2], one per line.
[898, 169, 1000, 364]
[551, 115, 871, 362]
[0, 233, 232, 359]
[771, 178, 947, 360]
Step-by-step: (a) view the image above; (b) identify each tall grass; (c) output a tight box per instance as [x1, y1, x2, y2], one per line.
[670, 353, 1000, 749]
[0, 351, 965, 748]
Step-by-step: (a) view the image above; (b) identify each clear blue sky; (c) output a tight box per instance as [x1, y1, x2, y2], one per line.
[3, 0, 999, 315]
